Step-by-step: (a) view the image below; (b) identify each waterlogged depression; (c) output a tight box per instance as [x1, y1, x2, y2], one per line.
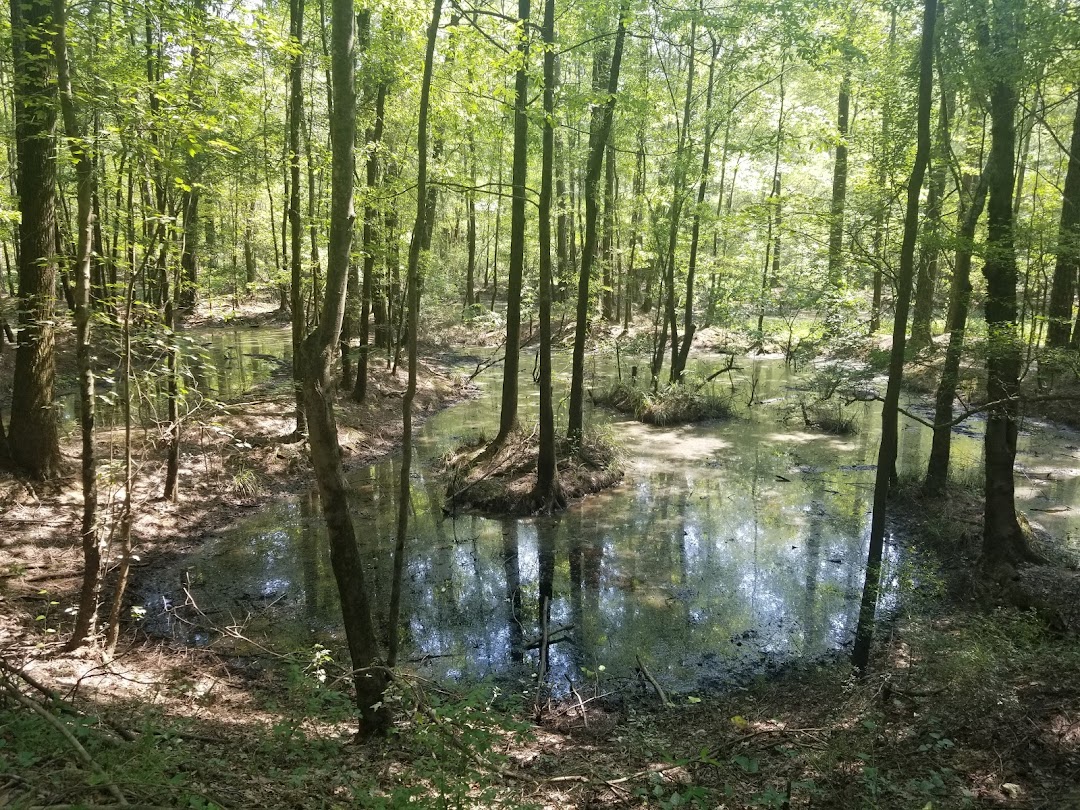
[134, 333, 1080, 695]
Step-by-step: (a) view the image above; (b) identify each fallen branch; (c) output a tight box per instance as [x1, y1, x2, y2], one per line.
[636, 654, 674, 708]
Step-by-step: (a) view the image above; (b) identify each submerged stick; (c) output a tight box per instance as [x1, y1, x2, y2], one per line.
[636, 654, 674, 708]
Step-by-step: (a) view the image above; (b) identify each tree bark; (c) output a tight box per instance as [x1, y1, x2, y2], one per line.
[389, 0, 442, 668]
[534, 0, 565, 510]
[300, 0, 389, 736]
[852, 0, 936, 675]
[567, 8, 627, 442]
[289, 0, 308, 435]
[979, 0, 1039, 570]
[8, 0, 62, 480]
[1047, 95, 1080, 350]
[925, 168, 988, 493]
[54, 0, 100, 648]
[494, 0, 531, 446]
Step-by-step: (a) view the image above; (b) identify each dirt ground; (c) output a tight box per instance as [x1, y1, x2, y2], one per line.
[0, 300, 478, 650]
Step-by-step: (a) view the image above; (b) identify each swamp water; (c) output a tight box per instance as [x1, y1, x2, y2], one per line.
[135, 330, 1080, 696]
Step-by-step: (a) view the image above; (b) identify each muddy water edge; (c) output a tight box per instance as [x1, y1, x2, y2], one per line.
[127, 332, 1080, 699]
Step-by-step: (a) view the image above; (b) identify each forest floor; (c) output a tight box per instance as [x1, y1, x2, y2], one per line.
[2, 305, 1080, 808]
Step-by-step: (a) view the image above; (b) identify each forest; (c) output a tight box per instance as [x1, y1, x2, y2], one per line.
[1, 0, 1079, 805]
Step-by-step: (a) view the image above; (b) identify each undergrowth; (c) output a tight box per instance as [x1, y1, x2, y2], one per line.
[593, 380, 735, 425]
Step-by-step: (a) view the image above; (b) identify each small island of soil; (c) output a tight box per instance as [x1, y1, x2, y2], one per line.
[591, 380, 734, 425]
[438, 427, 623, 516]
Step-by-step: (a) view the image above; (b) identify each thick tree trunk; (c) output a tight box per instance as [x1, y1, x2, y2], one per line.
[8, 0, 61, 480]
[1046, 95, 1080, 350]
[980, 0, 1039, 570]
[567, 9, 627, 442]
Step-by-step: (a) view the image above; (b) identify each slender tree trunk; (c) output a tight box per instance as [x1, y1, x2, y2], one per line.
[852, 0, 936, 674]
[8, 0, 61, 480]
[1047, 95, 1080, 349]
[494, 0, 531, 446]
[353, 84, 386, 403]
[55, 0, 100, 648]
[567, 7, 627, 442]
[299, 0, 389, 736]
[534, 0, 565, 510]
[825, 72, 851, 319]
[665, 18, 696, 383]
[911, 91, 952, 351]
[925, 168, 988, 492]
[288, 0, 308, 436]
[389, 0, 443, 667]
[674, 34, 719, 379]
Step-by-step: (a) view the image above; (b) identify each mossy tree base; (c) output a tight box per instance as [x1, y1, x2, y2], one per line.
[439, 427, 622, 516]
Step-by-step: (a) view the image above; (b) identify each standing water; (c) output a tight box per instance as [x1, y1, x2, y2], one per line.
[136, 332, 1080, 695]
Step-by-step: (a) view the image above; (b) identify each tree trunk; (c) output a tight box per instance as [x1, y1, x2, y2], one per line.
[54, 0, 100, 648]
[389, 0, 443, 668]
[980, 0, 1039, 571]
[567, 8, 627, 442]
[852, 0, 936, 675]
[300, 0, 389, 736]
[925, 168, 988, 493]
[825, 72, 851, 322]
[910, 91, 951, 352]
[674, 34, 719, 379]
[494, 0, 530, 447]
[353, 84, 386, 403]
[8, 0, 61, 480]
[288, 0, 308, 436]
[1047, 95, 1080, 350]
[534, 0, 565, 510]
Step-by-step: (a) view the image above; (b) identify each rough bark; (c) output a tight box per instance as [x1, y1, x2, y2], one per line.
[8, 0, 62, 480]
[288, 0, 308, 435]
[979, 0, 1039, 570]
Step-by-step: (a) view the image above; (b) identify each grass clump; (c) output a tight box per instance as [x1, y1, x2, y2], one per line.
[798, 399, 860, 435]
[593, 380, 734, 425]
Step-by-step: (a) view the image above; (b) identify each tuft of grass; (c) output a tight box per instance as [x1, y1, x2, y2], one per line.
[798, 400, 859, 435]
[594, 381, 735, 426]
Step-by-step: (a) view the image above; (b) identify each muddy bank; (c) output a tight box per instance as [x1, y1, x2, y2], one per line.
[0, 331, 476, 647]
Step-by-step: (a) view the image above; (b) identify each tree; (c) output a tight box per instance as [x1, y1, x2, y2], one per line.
[8, 0, 62, 480]
[979, 0, 1041, 571]
[533, 0, 565, 510]
[1047, 94, 1080, 350]
[853, 0, 936, 674]
[494, 0, 531, 447]
[298, 0, 388, 736]
[567, 6, 627, 443]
